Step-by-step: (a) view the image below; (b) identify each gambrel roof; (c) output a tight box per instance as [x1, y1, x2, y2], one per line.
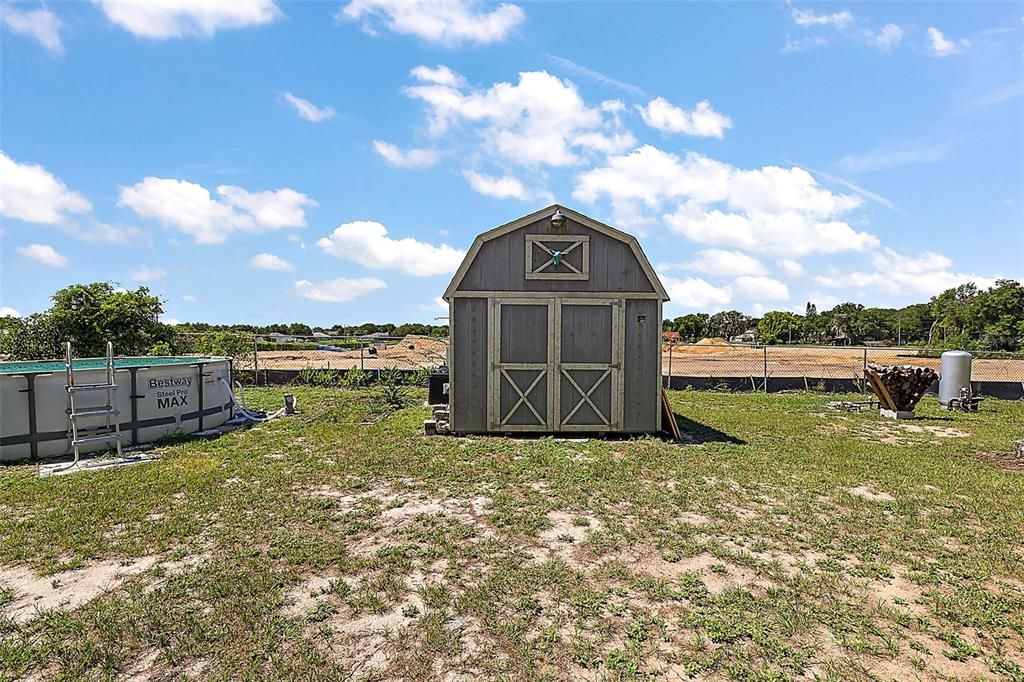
[443, 204, 669, 301]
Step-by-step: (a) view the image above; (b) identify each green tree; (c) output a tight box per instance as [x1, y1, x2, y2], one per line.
[670, 313, 710, 342]
[757, 311, 803, 344]
[707, 310, 753, 340]
[0, 282, 171, 360]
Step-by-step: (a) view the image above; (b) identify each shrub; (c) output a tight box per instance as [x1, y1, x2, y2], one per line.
[376, 366, 408, 407]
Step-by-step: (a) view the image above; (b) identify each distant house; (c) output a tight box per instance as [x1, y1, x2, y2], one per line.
[359, 331, 391, 340]
[265, 332, 299, 343]
[730, 329, 758, 344]
[662, 331, 682, 343]
[312, 332, 331, 339]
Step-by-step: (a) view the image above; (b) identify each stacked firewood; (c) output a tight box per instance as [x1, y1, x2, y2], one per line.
[867, 363, 938, 411]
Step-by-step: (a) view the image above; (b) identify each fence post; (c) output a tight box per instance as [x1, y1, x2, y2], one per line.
[253, 336, 259, 387]
[862, 348, 868, 393]
[667, 342, 673, 388]
[763, 345, 768, 393]
[360, 339, 365, 372]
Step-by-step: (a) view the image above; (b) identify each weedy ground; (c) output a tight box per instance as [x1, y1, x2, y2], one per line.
[0, 388, 1022, 681]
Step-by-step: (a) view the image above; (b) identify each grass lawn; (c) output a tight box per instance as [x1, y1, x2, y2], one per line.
[1, 388, 1022, 681]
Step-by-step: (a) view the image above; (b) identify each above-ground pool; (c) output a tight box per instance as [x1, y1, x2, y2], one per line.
[1, 356, 233, 462]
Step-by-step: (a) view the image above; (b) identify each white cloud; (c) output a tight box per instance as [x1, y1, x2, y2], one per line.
[404, 68, 635, 167]
[685, 249, 767, 277]
[118, 177, 315, 244]
[161, 316, 181, 325]
[410, 64, 465, 87]
[417, 296, 449, 313]
[293, 277, 387, 303]
[781, 35, 828, 53]
[0, 306, 20, 317]
[317, 221, 464, 277]
[69, 222, 143, 244]
[280, 92, 335, 122]
[1, 4, 63, 54]
[777, 259, 806, 277]
[16, 243, 68, 268]
[573, 145, 875, 256]
[813, 248, 998, 297]
[927, 27, 968, 57]
[338, 0, 524, 46]
[661, 276, 733, 310]
[372, 140, 441, 169]
[0, 152, 91, 224]
[735, 275, 790, 301]
[547, 55, 649, 99]
[792, 8, 854, 28]
[837, 138, 951, 173]
[217, 185, 315, 228]
[462, 170, 550, 201]
[182, 294, 197, 302]
[129, 266, 166, 282]
[95, 0, 282, 39]
[787, 9, 906, 54]
[867, 23, 903, 52]
[637, 97, 732, 138]
[250, 253, 295, 271]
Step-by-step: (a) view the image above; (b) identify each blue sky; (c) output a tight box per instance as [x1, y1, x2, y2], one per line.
[1, 0, 1021, 327]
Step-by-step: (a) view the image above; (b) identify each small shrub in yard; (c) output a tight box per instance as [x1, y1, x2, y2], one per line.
[405, 367, 430, 387]
[341, 367, 370, 388]
[296, 367, 339, 387]
[376, 366, 408, 407]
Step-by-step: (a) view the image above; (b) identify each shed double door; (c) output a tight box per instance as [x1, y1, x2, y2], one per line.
[489, 297, 622, 432]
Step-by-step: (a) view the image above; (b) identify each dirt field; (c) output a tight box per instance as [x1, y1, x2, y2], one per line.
[255, 336, 1024, 382]
[257, 335, 448, 371]
[663, 342, 1023, 381]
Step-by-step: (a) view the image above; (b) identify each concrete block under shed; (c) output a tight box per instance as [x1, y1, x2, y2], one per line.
[880, 408, 917, 420]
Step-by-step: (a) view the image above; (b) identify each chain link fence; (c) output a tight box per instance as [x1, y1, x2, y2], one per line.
[175, 332, 1021, 396]
[662, 341, 1024, 398]
[172, 332, 448, 385]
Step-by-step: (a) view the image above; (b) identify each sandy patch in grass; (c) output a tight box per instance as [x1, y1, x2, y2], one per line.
[2, 556, 160, 624]
[289, 573, 427, 676]
[677, 511, 711, 526]
[306, 484, 495, 557]
[611, 545, 775, 593]
[124, 649, 160, 682]
[283, 575, 337, 618]
[865, 573, 928, 616]
[851, 421, 969, 446]
[718, 538, 827, 578]
[527, 511, 603, 568]
[847, 485, 895, 502]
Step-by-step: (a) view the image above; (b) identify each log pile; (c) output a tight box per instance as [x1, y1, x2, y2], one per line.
[865, 363, 938, 411]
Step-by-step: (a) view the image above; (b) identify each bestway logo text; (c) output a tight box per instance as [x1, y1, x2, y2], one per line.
[148, 377, 193, 389]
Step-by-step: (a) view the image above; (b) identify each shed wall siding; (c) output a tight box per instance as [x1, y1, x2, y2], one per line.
[452, 297, 488, 432]
[623, 298, 660, 432]
[456, 217, 654, 294]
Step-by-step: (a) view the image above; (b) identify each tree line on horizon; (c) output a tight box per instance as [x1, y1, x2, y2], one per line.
[662, 279, 1023, 351]
[1, 279, 1021, 361]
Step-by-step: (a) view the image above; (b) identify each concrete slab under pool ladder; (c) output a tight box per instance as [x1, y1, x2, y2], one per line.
[39, 451, 158, 477]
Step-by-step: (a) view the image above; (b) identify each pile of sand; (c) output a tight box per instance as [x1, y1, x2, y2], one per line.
[695, 337, 732, 346]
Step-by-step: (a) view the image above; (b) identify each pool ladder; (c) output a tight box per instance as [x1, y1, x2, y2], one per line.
[65, 341, 123, 466]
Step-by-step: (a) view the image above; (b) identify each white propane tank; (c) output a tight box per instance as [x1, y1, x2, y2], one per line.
[939, 350, 973, 406]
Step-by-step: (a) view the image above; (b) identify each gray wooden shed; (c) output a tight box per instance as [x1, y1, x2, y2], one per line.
[443, 205, 670, 434]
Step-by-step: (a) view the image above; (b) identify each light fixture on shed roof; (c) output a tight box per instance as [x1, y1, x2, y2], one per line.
[550, 208, 566, 229]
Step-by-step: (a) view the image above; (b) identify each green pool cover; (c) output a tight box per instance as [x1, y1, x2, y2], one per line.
[0, 356, 226, 375]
